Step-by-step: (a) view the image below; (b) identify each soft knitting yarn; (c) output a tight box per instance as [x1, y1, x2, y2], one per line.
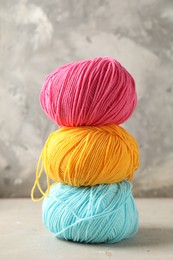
[31, 124, 139, 200]
[42, 181, 139, 243]
[40, 57, 137, 126]
[32, 56, 140, 244]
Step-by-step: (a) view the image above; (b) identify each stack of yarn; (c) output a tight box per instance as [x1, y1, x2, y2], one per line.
[31, 57, 140, 244]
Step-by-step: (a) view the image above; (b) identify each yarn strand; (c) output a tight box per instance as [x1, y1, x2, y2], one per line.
[31, 150, 51, 202]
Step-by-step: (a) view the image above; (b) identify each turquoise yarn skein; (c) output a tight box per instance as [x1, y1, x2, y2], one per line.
[42, 181, 138, 243]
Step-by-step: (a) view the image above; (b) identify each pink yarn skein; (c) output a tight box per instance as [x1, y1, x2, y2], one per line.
[40, 57, 137, 126]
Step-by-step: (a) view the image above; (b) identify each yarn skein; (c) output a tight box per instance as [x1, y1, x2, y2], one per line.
[40, 57, 137, 127]
[31, 124, 139, 200]
[42, 181, 139, 243]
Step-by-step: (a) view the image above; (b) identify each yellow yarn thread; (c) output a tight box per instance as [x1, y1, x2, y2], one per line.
[31, 124, 139, 201]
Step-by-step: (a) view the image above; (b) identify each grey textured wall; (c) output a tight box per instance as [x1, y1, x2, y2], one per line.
[0, 0, 173, 198]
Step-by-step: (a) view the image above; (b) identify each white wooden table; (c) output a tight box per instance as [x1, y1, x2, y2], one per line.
[0, 199, 173, 260]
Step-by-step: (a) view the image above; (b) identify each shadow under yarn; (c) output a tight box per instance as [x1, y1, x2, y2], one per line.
[108, 226, 173, 248]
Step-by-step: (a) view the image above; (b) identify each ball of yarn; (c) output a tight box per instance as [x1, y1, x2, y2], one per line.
[42, 181, 139, 243]
[40, 57, 137, 126]
[32, 124, 139, 198]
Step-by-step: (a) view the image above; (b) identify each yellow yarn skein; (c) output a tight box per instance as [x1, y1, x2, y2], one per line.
[31, 124, 139, 201]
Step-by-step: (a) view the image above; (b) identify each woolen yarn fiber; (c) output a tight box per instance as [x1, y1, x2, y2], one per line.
[32, 124, 139, 196]
[40, 57, 137, 126]
[32, 56, 140, 244]
[42, 181, 139, 243]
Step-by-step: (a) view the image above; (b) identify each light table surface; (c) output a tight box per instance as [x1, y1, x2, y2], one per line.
[0, 199, 173, 260]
